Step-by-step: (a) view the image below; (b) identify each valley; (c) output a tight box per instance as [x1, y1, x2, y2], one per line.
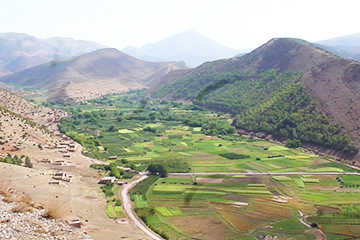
[1, 30, 360, 240]
[56, 90, 360, 239]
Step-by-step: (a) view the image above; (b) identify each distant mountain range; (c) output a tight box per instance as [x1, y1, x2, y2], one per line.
[0, 33, 107, 77]
[122, 29, 248, 67]
[0, 48, 187, 103]
[315, 32, 360, 62]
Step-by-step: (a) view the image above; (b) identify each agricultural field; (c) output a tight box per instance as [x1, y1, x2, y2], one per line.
[142, 174, 360, 240]
[57, 91, 360, 239]
[59, 90, 351, 175]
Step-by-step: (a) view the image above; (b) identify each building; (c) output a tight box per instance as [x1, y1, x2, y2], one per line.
[66, 219, 81, 228]
[53, 171, 73, 182]
[109, 156, 118, 160]
[53, 171, 68, 180]
[53, 160, 67, 166]
[56, 145, 67, 149]
[48, 181, 61, 185]
[38, 159, 53, 164]
[99, 176, 116, 184]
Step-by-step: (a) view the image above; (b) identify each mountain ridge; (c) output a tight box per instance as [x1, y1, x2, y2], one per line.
[0, 48, 187, 103]
[0, 32, 107, 77]
[151, 38, 360, 155]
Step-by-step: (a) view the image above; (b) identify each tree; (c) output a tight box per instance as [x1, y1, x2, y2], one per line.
[25, 156, 33, 168]
[286, 139, 301, 148]
[108, 125, 117, 132]
[140, 99, 148, 108]
[147, 164, 168, 177]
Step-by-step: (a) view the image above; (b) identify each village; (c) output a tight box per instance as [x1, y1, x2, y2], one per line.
[0, 89, 148, 239]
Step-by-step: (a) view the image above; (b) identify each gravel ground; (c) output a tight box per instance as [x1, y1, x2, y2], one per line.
[0, 195, 92, 240]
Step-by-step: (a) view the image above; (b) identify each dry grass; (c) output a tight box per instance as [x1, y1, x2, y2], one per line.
[0, 180, 12, 197]
[0, 181, 36, 213]
[41, 200, 70, 219]
[12, 202, 34, 213]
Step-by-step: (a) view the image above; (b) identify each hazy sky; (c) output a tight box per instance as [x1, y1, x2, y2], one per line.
[1, 0, 359, 50]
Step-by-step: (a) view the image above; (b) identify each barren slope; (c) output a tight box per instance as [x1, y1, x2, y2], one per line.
[0, 48, 187, 103]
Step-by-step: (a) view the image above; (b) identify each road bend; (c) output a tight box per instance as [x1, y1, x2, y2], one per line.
[120, 175, 163, 240]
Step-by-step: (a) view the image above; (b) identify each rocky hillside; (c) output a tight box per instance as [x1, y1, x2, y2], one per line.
[0, 48, 187, 103]
[0, 32, 106, 77]
[0, 187, 91, 239]
[151, 38, 360, 155]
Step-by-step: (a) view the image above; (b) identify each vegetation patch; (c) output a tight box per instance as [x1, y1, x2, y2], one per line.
[310, 167, 344, 172]
[294, 179, 305, 188]
[155, 207, 182, 217]
[272, 176, 292, 181]
[219, 153, 251, 160]
[118, 129, 134, 134]
[105, 201, 117, 219]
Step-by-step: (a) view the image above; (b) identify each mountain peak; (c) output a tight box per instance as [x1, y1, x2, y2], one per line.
[122, 29, 241, 67]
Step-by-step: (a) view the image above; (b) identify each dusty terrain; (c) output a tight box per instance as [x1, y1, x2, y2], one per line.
[0, 89, 150, 239]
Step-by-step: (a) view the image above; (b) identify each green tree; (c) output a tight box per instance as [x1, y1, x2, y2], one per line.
[25, 156, 33, 168]
[147, 164, 168, 177]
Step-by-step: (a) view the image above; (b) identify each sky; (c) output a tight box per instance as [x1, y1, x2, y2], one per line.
[1, 0, 360, 50]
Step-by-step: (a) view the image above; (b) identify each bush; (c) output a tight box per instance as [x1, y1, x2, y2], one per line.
[219, 153, 250, 160]
[310, 223, 318, 228]
[100, 183, 114, 197]
[115, 199, 121, 206]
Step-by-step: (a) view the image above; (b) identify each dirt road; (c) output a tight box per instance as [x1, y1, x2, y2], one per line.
[120, 175, 162, 240]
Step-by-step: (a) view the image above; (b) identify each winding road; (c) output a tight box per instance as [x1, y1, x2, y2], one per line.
[120, 175, 163, 240]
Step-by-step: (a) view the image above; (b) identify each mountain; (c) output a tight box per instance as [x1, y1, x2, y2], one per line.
[315, 33, 360, 62]
[0, 48, 187, 103]
[151, 38, 360, 158]
[317, 32, 360, 46]
[0, 33, 107, 77]
[122, 29, 243, 67]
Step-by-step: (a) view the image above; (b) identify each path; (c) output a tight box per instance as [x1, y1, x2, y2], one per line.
[298, 211, 327, 240]
[120, 175, 162, 240]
